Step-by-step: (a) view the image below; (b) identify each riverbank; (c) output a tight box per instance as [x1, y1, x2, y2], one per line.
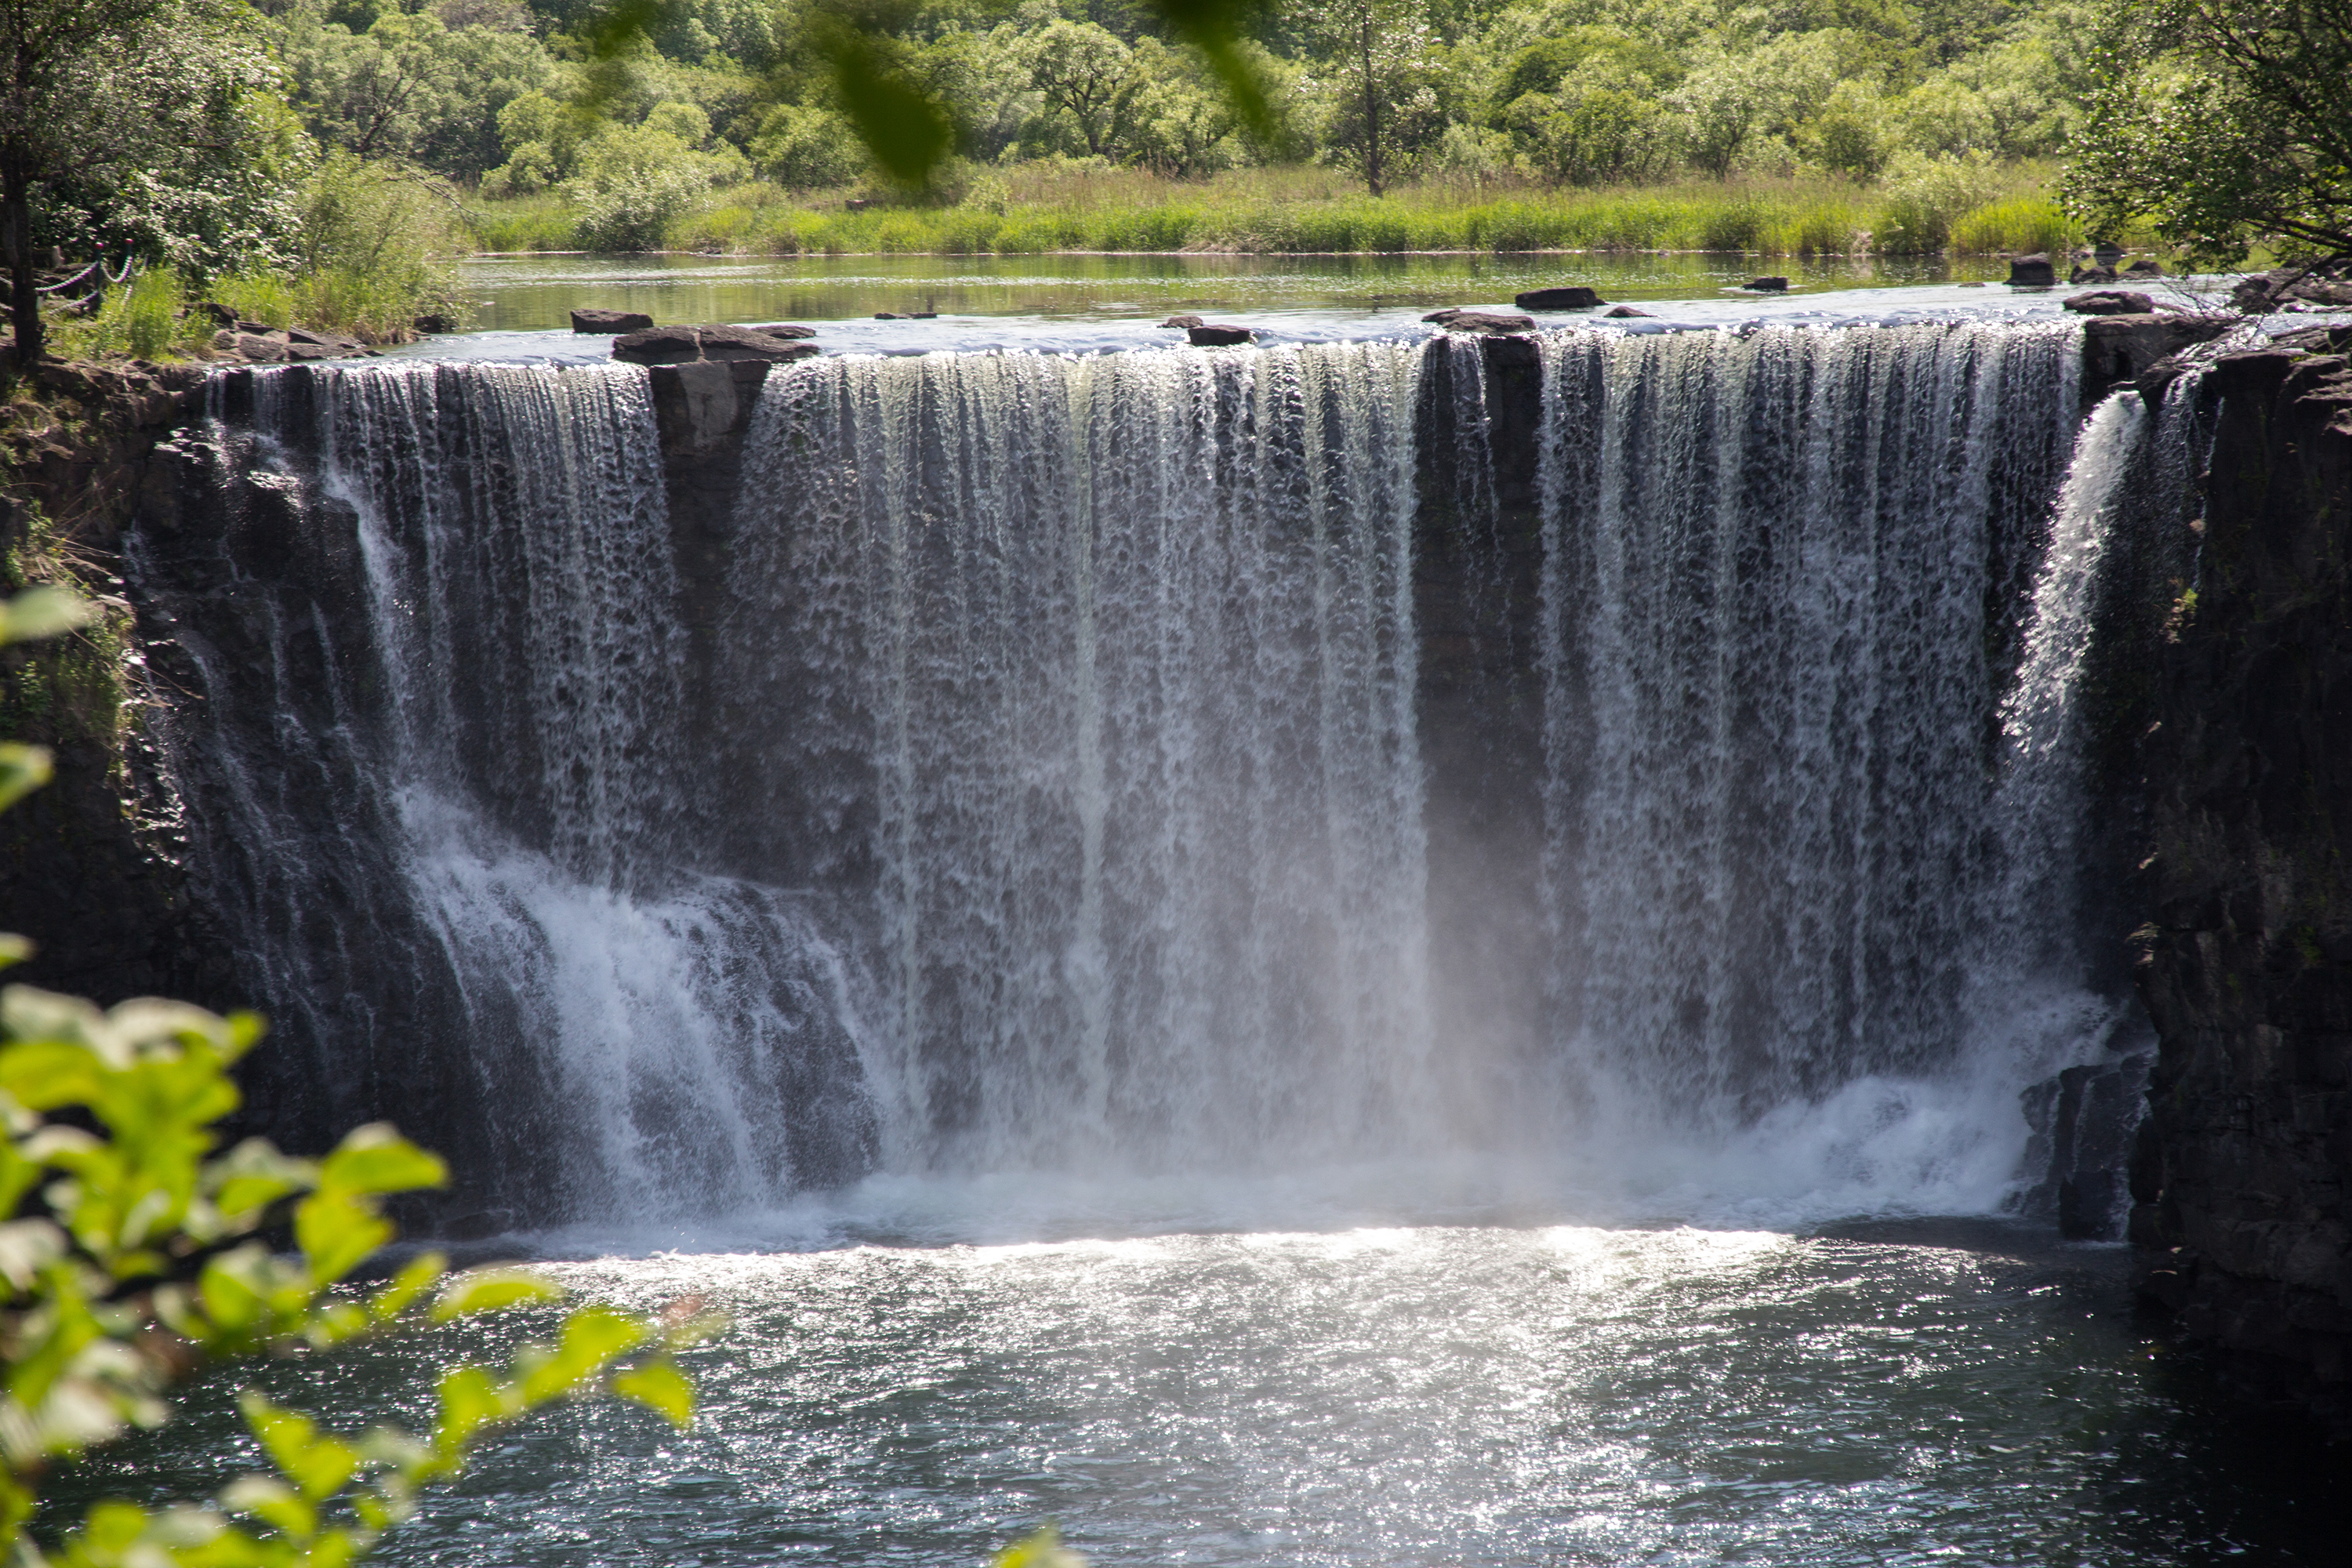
[466, 162, 2098, 262]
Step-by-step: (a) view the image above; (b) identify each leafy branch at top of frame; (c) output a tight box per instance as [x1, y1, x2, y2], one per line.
[575, 0, 1268, 187]
[0, 586, 720, 1568]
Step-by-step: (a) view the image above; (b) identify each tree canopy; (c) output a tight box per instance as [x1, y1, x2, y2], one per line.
[2063, 0, 2352, 264]
[2, 0, 299, 358]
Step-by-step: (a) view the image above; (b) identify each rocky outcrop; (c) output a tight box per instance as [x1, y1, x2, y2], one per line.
[570, 308, 653, 333]
[2130, 325, 2352, 1430]
[2230, 261, 2352, 314]
[1423, 309, 1535, 334]
[2080, 314, 2235, 400]
[1515, 286, 1605, 310]
[207, 325, 376, 364]
[0, 360, 228, 1006]
[2009, 254, 2058, 287]
[1185, 323, 1253, 346]
[1741, 276, 1789, 292]
[612, 323, 821, 365]
[2065, 289, 2156, 316]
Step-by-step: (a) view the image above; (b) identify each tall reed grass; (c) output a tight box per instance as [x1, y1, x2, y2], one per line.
[615, 162, 2099, 259]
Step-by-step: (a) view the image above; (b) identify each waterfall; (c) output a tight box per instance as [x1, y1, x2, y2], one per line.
[137, 319, 2178, 1226]
[724, 343, 1435, 1173]
[1535, 322, 2089, 1122]
[147, 363, 876, 1225]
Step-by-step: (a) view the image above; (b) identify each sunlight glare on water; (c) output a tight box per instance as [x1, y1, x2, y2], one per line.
[59, 1204, 2345, 1567]
[384, 1219, 2338, 1566]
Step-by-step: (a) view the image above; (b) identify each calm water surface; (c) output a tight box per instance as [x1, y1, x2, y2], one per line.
[452, 252, 2026, 333]
[426, 251, 2202, 361]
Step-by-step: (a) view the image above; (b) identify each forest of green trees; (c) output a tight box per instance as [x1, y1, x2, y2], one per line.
[280, 0, 2099, 241]
[0, 0, 2346, 354]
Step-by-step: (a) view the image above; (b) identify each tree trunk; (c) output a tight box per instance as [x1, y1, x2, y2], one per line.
[2, 161, 40, 365]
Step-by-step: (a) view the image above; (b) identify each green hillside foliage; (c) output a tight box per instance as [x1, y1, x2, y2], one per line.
[263, 0, 2108, 254]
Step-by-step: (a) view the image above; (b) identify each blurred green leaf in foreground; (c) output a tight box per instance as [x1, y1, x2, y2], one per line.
[577, 0, 1267, 188]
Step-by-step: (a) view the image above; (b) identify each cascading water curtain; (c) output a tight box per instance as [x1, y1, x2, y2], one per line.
[162, 363, 875, 1225]
[1535, 322, 2092, 1123]
[734, 344, 1436, 1173]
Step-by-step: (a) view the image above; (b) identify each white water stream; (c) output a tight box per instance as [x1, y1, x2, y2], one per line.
[162, 321, 2158, 1229]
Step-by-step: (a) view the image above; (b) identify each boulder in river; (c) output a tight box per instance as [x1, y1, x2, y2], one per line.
[2230, 261, 2352, 314]
[1515, 286, 1606, 310]
[288, 325, 367, 354]
[747, 322, 816, 339]
[1160, 314, 1204, 328]
[211, 326, 374, 364]
[2079, 312, 2233, 390]
[2007, 253, 2058, 287]
[1186, 323, 1254, 345]
[572, 307, 654, 334]
[2063, 289, 2156, 316]
[1743, 277, 1790, 292]
[697, 324, 825, 361]
[612, 324, 821, 365]
[2125, 259, 2163, 277]
[1426, 309, 1536, 333]
[1604, 305, 1653, 318]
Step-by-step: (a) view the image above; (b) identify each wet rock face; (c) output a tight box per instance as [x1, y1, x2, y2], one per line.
[571, 308, 653, 333]
[2080, 314, 2234, 399]
[611, 323, 822, 365]
[2132, 332, 2352, 1431]
[1423, 309, 1535, 334]
[2064, 289, 2156, 316]
[1514, 286, 1605, 310]
[0, 362, 227, 1008]
[2008, 254, 2058, 286]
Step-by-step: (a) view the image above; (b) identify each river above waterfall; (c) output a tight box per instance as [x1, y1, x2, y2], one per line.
[44, 1199, 2351, 1565]
[416, 252, 2227, 361]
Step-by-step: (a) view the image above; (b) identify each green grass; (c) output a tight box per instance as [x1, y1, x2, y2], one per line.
[1949, 195, 2077, 257]
[465, 193, 583, 252]
[584, 160, 2107, 260]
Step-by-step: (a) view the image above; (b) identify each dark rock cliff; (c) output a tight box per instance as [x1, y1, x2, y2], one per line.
[2130, 325, 2352, 1429]
[0, 361, 230, 1006]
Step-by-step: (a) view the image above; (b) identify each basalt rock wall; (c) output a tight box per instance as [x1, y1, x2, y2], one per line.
[2130, 327, 2352, 1429]
[0, 361, 230, 1007]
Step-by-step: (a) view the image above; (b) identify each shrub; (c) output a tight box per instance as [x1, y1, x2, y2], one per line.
[564, 124, 718, 252]
[1877, 151, 2002, 253]
[209, 268, 299, 327]
[1950, 194, 2077, 256]
[50, 268, 198, 361]
[750, 103, 869, 191]
[1696, 198, 1767, 252]
[463, 194, 580, 252]
[292, 152, 466, 339]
